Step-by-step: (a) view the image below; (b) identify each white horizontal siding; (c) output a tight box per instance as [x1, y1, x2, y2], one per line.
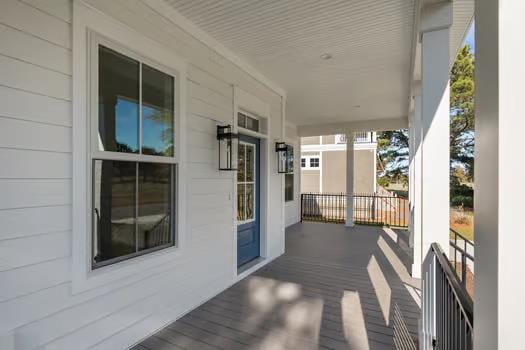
[0, 86, 71, 126]
[0, 180, 70, 210]
[0, 0, 71, 48]
[0, 149, 71, 179]
[0, 117, 71, 152]
[0, 230, 70, 271]
[0, 257, 69, 302]
[0, 206, 71, 241]
[0, 0, 284, 348]
[0, 55, 70, 100]
[0, 23, 71, 75]
[18, 0, 72, 23]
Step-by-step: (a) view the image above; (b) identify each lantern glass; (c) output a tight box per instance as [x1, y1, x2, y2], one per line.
[217, 125, 238, 171]
[276, 142, 294, 174]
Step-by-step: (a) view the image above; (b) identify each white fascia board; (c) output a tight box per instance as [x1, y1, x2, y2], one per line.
[142, 0, 286, 98]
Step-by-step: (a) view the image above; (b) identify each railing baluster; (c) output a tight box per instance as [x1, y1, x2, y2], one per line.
[299, 192, 408, 228]
[423, 243, 473, 350]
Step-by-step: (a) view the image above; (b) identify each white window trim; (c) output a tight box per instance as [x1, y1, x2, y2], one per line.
[301, 155, 321, 169]
[72, 2, 187, 294]
[232, 86, 270, 278]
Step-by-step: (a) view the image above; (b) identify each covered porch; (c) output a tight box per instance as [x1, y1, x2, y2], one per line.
[135, 223, 420, 350]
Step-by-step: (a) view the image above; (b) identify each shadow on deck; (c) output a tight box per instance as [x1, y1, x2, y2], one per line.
[134, 223, 421, 350]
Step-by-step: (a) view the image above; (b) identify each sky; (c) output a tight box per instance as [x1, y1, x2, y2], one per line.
[464, 22, 475, 52]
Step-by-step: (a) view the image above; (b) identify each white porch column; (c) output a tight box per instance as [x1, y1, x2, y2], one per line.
[412, 2, 452, 278]
[475, 1, 525, 348]
[345, 132, 354, 227]
[409, 86, 423, 277]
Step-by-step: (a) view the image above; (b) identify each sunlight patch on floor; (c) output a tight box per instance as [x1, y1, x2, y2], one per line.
[341, 291, 370, 349]
[367, 255, 392, 325]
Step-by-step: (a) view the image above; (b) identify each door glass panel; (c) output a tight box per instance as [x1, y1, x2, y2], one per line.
[92, 160, 136, 264]
[237, 184, 245, 221]
[246, 144, 254, 182]
[237, 143, 245, 182]
[137, 163, 173, 251]
[142, 64, 174, 156]
[98, 45, 139, 153]
[245, 184, 254, 220]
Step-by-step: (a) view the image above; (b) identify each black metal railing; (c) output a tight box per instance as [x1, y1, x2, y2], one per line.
[450, 229, 474, 293]
[422, 243, 473, 350]
[300, 192, 408, 227]
[301, 193, 347, 223]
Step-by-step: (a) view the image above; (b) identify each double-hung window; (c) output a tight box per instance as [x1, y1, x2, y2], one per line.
[310, 157, 320, 168]
[91, 39, 177, 268]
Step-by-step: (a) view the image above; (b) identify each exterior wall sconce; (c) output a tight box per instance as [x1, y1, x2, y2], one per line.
[217, 125, 239, 171]
[275, 142, 294, 174]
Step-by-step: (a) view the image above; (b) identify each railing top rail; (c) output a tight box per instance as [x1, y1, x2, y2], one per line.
[450, 228, 474, 246]
[449, 241, 475, 261]
[301, 192, 406, 199]
[431, 243, 474, 326]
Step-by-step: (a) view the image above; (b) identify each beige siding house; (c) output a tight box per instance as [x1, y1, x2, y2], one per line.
[300, 132, 377, 194]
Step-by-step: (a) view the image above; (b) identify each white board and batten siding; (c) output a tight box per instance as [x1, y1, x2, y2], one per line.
[0, 0, 286, 349]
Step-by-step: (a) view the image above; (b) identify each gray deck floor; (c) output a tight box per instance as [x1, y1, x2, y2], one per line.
[134, 223, 421, 350]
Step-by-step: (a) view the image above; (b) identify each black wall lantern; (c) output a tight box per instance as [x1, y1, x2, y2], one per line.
[217, 125, 239, 171]
[275, 142, 294, 174]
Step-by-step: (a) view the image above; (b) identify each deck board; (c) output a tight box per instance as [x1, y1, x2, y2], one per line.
[138, 223, 420, 349]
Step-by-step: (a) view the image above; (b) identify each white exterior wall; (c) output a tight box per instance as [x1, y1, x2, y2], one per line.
[284, 122, 300, 227]
[0, 0, 285, 349]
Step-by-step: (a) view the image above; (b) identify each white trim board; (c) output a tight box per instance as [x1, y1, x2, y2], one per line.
[72, 1, 188, 293]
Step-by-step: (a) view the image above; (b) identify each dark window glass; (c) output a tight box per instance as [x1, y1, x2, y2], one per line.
[310, 158, 319, 168]
[138, 163, 173, 251]
[237, 113, 246, 128]
[92, 160, 175, 267]
[301, 158, 306, 167]
[286, 145, 294, 172]
[142, 64, 174, 156]
[98, 46, 139, 153]
[246, 116, 259, 132]
[92, 160, 137, 264]
[285, 174, 294, 202]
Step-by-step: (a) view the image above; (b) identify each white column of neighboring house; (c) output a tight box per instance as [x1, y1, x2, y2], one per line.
[475, 1, 525, 348]
[411, 2, 452, 278]
[346, 132, 354, 226]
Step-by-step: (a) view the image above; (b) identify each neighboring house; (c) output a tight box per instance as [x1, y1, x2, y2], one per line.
[300, 132, 377, 194]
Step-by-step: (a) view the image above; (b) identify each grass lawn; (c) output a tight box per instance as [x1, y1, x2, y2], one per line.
[450, 207, 474, 241]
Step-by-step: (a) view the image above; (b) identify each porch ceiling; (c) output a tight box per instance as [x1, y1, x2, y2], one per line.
[165, 0, 473, 127]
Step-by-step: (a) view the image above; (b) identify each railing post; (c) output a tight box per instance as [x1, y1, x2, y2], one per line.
[300, 193, 303, 222]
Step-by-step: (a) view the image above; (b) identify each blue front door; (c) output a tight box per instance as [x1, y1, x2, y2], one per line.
[237, 134, 260, 267]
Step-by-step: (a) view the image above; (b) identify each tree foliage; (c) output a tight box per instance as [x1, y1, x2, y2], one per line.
[376, 129, 409, 186]
[377, 44, 475, 200]
[450, 45, 475, 180]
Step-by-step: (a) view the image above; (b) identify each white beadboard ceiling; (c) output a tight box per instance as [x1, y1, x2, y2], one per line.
[165, 0, 473, 126]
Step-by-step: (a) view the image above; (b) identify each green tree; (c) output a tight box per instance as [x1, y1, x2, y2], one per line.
[376, 44, 475, 201]
[450, 45, 475, 181]
[376, 129, 409, 186]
